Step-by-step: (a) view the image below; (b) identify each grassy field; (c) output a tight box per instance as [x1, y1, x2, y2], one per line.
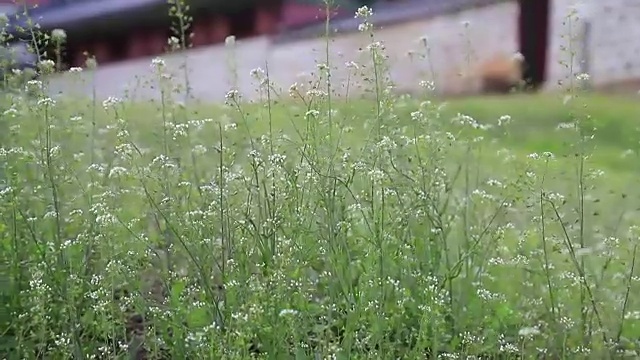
[2, 84, 640, 359]
[3, 4, 640, 359]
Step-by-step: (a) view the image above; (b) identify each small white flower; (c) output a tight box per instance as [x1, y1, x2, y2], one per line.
[225, 35, 236, 46]
[167, 36, 180, 46]
[250, 67, 265, 78]
[51, 28, 67, 42]
[192, 145, 207, 155]
[68, 67, 83, 73]
[102, 96, 121, 109]
[316, 63, 329, 71]
[25, 79, 42, 91]
[345, 61, 359, 70]
[289, 82, 300, 98]
[108, 166, 128, 178]
[151, 57, 165, 69]
[3, 107, 18, 117]
[268, 154, 286, 166]
[37, 97, 56, 107]
[576, 72, 590, 81]
[518, 326, 540, 337]
[419, 80, 435, 91]
[248, 149, 261, 160]
[279, 309, 299, 317]
[366, 41, 384, 51]
[498, 115, 512, 126]
[358, 22, 373, 32]
[355, 6, 373, 19]
[225, 89, 240, 103]
[556, 122, 576, 130]
[368, 168, 385, 182]
[38, 59, 55, 71]
[306, 88, 327, 99]
[621, 149, 635, 158]
[305, 109, 320, 119]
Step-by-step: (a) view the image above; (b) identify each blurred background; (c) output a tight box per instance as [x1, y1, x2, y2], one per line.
[0, 0, 406, 70]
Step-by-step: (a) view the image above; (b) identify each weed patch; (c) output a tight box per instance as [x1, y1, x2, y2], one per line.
[2, 3, 640, 360]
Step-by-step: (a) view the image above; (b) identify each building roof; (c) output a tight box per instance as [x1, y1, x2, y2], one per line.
[6, 0, 260, 38]
[274, 0, 511, 43]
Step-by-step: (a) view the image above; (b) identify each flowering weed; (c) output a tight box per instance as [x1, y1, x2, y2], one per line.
[2, 3, 640, 360]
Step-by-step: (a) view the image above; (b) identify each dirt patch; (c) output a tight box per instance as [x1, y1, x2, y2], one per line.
[594, 78, 640, 96]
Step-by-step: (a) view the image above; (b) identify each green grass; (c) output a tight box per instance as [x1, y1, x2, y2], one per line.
[3, 4, 640, 358]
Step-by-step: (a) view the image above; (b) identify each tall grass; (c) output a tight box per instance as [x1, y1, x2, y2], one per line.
[1, 2, 640, 359]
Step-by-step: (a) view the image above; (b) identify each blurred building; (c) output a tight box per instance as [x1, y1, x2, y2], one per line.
[1, 0, 398, 70]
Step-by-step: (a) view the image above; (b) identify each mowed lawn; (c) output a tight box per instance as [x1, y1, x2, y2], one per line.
[3, 90, 640, 359]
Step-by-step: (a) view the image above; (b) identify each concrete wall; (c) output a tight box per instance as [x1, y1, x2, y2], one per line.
[546, 0, 640, 89]
[45, 0, 640, 102]
[46, 2, 519, 102]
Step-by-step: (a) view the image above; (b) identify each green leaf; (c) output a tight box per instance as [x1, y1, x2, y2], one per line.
[170, 279, 186, 305]
[187, 307, 210, 328]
